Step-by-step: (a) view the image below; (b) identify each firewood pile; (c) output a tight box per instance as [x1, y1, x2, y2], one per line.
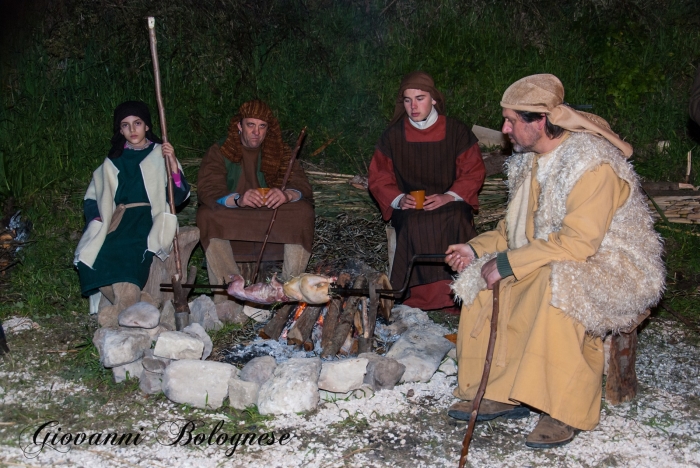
[259, 260, 393, 357]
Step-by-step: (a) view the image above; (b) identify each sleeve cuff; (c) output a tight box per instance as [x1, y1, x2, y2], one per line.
[445, 190, 463, 201]
[287, 189, 302, 202]
[390, 193, 405, 209]
[468, 244, 478, 259]
[496, 252, 514, 278]
[217, 193, 238, 208]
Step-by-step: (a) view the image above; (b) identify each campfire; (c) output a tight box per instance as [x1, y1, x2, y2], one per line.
[229, 261, 394, 362]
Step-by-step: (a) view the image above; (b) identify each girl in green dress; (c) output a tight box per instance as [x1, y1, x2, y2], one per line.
[75, 101, 190, 327]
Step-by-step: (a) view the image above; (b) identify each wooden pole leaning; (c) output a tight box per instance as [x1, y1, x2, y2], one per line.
[147, 16, 190, 330]
[458, 279, 500, 468]
[251, 127, 307, 283]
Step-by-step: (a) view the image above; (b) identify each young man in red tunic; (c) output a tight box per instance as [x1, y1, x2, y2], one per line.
[368, 71, 485, 312]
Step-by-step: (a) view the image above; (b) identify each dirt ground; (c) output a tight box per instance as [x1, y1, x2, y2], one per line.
[1, 312, 699, 468]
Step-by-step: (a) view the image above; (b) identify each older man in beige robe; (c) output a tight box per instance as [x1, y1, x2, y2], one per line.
[445, 74, 664, 448]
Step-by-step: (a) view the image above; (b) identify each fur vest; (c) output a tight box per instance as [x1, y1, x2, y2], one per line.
[453, 132, 665, 336]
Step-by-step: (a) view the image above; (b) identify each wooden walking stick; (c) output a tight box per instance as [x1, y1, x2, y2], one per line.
[457, 280, 500, 468]
[251, 127, 307, 283]
[147, 17, 190, 330]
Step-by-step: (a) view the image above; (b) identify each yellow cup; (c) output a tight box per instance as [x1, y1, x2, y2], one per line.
[257, 187, 270, 202]
[410, 190, 425, 209]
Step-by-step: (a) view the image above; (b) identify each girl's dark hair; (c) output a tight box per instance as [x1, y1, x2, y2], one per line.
[108, 101, 163, 159]
[515, 111, 565, 139]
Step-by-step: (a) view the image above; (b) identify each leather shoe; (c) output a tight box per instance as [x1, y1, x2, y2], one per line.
[525, 414, 578, 449]
[448, 399, 530, 421]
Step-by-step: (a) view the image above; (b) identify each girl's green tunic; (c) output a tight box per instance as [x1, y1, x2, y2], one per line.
[78, 146, 155, 296]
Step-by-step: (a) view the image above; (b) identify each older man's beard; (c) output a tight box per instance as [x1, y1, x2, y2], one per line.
[509, 125, 541, 153]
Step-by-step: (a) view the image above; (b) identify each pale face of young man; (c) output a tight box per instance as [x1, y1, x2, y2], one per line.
[501, 108, 543, 153]
[237, 118, 269, 149]
[403, 88, 437, 122]
[119, 116, 149, 148]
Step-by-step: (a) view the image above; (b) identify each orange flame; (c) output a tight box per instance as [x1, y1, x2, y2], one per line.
[293, 303, 307, 320]
[317, 314, 324, 326]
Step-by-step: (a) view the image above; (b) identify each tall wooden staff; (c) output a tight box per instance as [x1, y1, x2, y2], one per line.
[251, 128, 307, 283]
[457, 280, 500, 468]
[147, 17, 190, 330]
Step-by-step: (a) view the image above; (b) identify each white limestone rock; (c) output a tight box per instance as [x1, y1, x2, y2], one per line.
[239, 356, 277, 386]
[216, 301, 248, 325]
[438, 356, 458, 376]
[258, 358, 321, 415]
[112, 358, 143, 383]
[162, 359, 238, 409]
[140, 370, 163, 394]
[242, 305, 271, 323]
[153, 331, 204, 360]
[93, 327, 152, 368]
[385, 324, 455, 383]
[183, 322, 213, 360]
[159, 300, 176, 331]
[228, 377, 260, 410]
[189, 295, 224, 331]
[118, 302, 160, 329]
[317, 358, 369, 393]
[358, 352, 405, 390]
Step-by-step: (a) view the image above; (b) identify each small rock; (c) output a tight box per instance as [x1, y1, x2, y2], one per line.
[140, 369, 163, 394]
[228, 377, 260, 410]
[183, 322, 213, 360]
[438, 356, 457, 376]
[406, 389, 415, 398]
[2, 316, 39, 334]
[386, 324, 454, 383]
[160, 300, 176, 331]
[318, 358, 368, 393]
[216, 301, 248, 324]
[142, 357, 168, 374]
[162, 359, 237, 409]
[239, 356, 277, 386]
[93, 327, 152, 368]
[112, 358, 143, 383]
[118, 302, 160, 329]
[242, 305, 271, 323]
[153, 331, 204, 360]
[189, 295, 224, 331]
[359, 353, 405, 391]
[447, 348, 457, 360]
[258, 358, 321, 415]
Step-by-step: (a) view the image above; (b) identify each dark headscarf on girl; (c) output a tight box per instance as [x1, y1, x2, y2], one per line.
[108, 101, 163, 160]
[389, 71, 446, 126]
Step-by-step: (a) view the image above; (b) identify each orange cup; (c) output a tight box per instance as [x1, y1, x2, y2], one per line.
[257, 187, 270, 202]
[410, 190, 425, 209]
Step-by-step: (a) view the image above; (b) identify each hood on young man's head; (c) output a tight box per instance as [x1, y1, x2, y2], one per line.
[390, 71, 445, 125]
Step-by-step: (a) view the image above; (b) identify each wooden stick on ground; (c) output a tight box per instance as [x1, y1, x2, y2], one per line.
[458, 280, 500, 468]
[147, 17, 190, 330]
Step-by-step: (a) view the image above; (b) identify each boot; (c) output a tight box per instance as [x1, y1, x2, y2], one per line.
[206, 238, 244, 311]
[97, 282, 140, 328]
[448, 399, 530, 422]
[282, 244, 311, 281]
[525, 414, 578, 448]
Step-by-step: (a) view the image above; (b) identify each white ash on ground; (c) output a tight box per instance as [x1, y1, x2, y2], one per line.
[1, 319, 699, 467]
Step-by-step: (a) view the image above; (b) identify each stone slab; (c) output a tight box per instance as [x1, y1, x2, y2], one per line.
[258, 358, 321, 415]
[162, 359, 237, 409]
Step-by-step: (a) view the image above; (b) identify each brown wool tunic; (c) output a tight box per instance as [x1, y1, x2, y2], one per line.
[196, 143, 315, 261]
[371, 116, 482, 297]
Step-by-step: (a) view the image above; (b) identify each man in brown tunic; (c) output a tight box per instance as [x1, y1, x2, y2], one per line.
[196, 100, 314, 308]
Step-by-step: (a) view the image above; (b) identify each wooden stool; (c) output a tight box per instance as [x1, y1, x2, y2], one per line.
[604, 309, 650, 405]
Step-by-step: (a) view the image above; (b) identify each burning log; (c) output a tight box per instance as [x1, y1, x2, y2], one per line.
[259, 303, 295, 340]
[320, 297, 343, 351]
[321, 275, 367, 358]
[287, 305, 323, 347]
